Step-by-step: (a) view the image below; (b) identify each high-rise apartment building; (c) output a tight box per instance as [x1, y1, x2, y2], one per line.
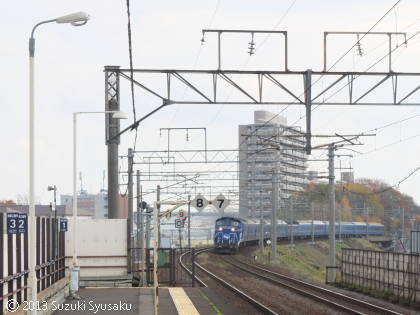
[238, 111, 308, 218]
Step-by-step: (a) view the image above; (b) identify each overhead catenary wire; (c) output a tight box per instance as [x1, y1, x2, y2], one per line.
[189, 0, 300, 176]
[121, 0, 137, 196]
[118, 1, 399, 202]
[357, 132, 420, 156]
[342, 166, 420, 196]
[168, 0, 222, 127]
[117, 0, 400, 167]
[230, 0, 402, 158]
[311, 14, 420, 134]
[207, 0, 298, 126]
[305, 30, 420, 161]
[294, 24, 420, 164]
[125, 0, 137, 127]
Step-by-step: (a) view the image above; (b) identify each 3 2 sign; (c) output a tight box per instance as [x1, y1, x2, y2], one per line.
[7, 213, 27, 234]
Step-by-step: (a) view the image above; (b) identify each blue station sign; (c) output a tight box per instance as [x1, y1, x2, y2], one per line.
[59, 218, 68, 232]
[7, 213, 27, 234]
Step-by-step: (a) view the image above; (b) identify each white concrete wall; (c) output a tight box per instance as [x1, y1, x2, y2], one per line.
[65, 218, 127, 278]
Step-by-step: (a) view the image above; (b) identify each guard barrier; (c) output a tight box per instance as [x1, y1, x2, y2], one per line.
[1, 213, 66, 313]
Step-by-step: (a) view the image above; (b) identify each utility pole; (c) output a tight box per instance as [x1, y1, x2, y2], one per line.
[188, 195, 191, 248]
[47, 185, 58, 267]
[127, 148, 134, 274]
[105, 66, 121, 219]
[153, 202, 159, 315]
[338, 205, 342, 242]
[157, 185, 161, 247]
[178, 229, 182, 249]
[327, 143, 336, 283]
[152, 200, 189, 314]
[137, 171, 145, 286]
[289, 196, 295, 247]
[271, 169, 278, 261]
[146, 210, 151, 251]
[259, 189, 264, 256]
[364, 200, 369, 238]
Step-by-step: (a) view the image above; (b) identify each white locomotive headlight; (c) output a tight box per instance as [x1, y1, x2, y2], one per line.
[217, 227, 223, 231]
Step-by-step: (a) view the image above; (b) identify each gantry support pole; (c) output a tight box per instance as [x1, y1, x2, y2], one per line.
[127, 148, 134, 273]
[304, 69, 312, 155]
[327, 144, 336, 283]
[105, 65, 121, 218]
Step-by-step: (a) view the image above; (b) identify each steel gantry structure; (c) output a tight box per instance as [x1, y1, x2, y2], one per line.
[104, 29, 420, 218]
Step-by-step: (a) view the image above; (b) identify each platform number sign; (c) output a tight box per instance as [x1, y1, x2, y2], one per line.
[178, 210, 185, 218]
[192, 194, 208, 211]
[59, 218, 68, 232]
[7, 213, 27, 234]
[212, 194, 230, 212]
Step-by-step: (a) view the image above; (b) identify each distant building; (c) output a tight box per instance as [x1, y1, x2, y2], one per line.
[341, 172, 354, 183]
[307, 170, 319, 181]
[61, 190, 107, 218]
[238, 111, 308, 218]
[0, 204, 67, 216]
[60, 190, 128, 219]
[0, 200, 16, 205]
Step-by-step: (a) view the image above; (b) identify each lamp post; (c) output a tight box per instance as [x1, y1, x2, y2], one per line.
[29, 12, 89, 313]
[71, 110, 127, 295]
[47, 185, 58, 281]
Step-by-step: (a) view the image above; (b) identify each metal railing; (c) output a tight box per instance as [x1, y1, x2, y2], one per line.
[340, 248, 420, 304]
[130, 247, 195, 287]
[1, 214, 66, 313]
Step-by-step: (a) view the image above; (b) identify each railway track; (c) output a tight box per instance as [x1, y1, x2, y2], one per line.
[179, 248, 279, 314]
[222, 255, 403, 315]
[178, 248, 207, 287]
[181, 248, 404, 314]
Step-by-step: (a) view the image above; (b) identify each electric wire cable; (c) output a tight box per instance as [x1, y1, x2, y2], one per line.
[342, 166, 420, 196]
[231, 0, 402, 160]
[119, 0, 138, 195]
[120, 1, 403, 200]
[207, 0, 298, 126]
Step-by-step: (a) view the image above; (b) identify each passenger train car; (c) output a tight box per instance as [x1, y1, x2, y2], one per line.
[214, 217, 384, 253]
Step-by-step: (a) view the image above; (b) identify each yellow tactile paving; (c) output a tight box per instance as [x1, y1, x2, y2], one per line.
[168, 287, 200, 315]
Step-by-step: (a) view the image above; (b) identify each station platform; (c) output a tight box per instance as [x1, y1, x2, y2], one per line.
[53, 287, 239, 314]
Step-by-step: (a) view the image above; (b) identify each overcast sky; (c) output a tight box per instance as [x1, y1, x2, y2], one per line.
[2, 0, 420, 205]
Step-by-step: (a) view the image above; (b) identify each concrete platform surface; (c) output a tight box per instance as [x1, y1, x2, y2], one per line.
[52, 287, 239, 314]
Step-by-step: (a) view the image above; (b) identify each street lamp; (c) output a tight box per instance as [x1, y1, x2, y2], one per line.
[47, 185, 58, 282]
[29, 12, 89, 313]
[70, 110, 127, 296]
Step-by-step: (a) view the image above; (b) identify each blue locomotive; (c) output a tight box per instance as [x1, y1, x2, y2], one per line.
[214, 217, 384, 253]
[214, 217, 244, 253]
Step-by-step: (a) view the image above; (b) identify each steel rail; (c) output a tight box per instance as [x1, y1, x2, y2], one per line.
[228, 256, 402, 315]
[221, 256, 363, 315]
[195, 262, 279, 314]
[187, 248, 278, 314]
[178, 248, 208, 287]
